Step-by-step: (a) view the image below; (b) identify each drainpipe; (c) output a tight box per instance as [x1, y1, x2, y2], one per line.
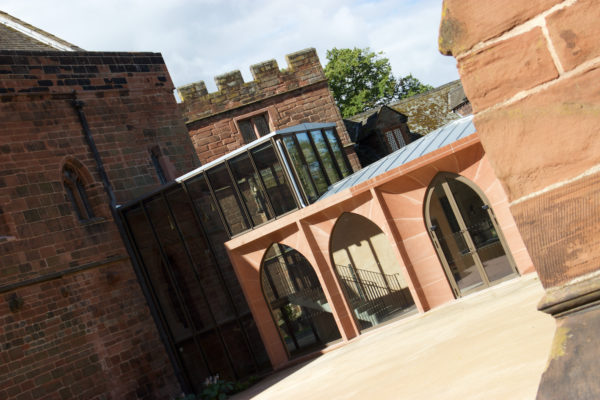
[70, 95, 190, 393]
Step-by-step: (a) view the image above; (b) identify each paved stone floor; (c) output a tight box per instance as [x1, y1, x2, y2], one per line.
[232, 274, 555, 400]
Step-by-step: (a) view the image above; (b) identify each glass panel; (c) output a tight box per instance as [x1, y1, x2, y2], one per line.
[446, 179, 515, 283]
[146, 195, 214, 331]
[165, 187, 236, 324]
[251, 143, 297, 216]
[324, 129, 351, 177]
[429, 184, 484, 292]
[198, 328, 235, 379]
[283, 136, 318, 203]
[296, 132, 329, 193]
[310, 130, 341, 184]
[261, 244, 341, 357]
[238, 120, 257, 144]
[123, 205, 211, 385]
[206, 165, 250, 235]
[229, 153, 272, 226]
[252, 114, 270, 136]
[185, 176, 252, 315]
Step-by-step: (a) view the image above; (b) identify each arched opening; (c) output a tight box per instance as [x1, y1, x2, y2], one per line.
[424, 173, 518, 297]
[261, 243, 341, 357]
[330, 212, 416, 330]
[62, 161, 95, 221]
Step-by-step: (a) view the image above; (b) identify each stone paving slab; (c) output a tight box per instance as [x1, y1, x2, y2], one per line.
[232, 274, 555, 400]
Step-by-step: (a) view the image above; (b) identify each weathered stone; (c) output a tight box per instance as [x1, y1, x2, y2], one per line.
[439, 0, 563, 56]
[546, 0, 600, 72]
[459, 28, 558, 112]
[474, 65, 600, 201]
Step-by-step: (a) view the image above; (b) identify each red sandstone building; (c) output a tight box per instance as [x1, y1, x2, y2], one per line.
[6, 4, 594, 398]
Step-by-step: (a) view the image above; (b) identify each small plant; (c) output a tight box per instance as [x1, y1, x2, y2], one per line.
[200, 375, 234, 400]
[173, 374, 260, 400]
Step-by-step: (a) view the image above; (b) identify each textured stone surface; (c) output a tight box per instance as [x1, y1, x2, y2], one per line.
[510, 171, 600, 289]
[439, 0, 563, 56]
[0, 50, 197, 399]
[459, 28, 558, 111]
[537, 306, 600, 400]
[474, 65, 600, 201]
[546, 0, 600, 72]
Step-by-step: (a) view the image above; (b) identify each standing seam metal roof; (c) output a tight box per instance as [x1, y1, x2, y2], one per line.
[319, 115, 476, 199]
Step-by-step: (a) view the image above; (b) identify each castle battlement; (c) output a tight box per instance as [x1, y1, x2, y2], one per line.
[178, 48, 327, 123]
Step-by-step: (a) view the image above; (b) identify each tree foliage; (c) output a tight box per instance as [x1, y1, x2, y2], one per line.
[324, 47, 433, 118]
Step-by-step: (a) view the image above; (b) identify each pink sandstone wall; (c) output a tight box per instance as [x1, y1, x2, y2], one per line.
[225, 132, 534, 368]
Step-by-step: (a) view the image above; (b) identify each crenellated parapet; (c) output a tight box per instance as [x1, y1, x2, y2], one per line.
[178, 48, 327, 122]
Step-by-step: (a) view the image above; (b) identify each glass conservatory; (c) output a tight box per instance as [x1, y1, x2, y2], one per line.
[118, 123, 353, 392]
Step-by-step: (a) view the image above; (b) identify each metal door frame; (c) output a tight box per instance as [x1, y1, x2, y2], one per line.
[424, 173, 518, 297]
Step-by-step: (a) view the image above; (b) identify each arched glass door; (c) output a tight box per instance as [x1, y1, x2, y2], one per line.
[425, 174, 518, 297]
[261, 243, 342, 357]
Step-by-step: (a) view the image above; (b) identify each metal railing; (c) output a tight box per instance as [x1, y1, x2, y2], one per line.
[335, 264, 413, 326]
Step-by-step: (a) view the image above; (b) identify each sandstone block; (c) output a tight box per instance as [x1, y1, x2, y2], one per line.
[459, 28, 558, 111]
[546, 0, 600, 72]
[474, 65, 600, 201]
[439, 0, 562, 56]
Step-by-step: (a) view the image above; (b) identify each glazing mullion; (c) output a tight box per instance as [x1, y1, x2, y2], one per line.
[247, 149, 276, 219]
[120, 205, 193, 391]
[140, 199, 214, 376]
[224, 160, 254, 230]
[319, 129, 343, 181]
[203, 172, 234, 238]
[440, 180, 491, 286]
[274, 138, 305, 208]
[291, 134, 319, 198]
[162, 190, 239, 379]
[305, 130, 333, 186]
[181, 182, 262, 370]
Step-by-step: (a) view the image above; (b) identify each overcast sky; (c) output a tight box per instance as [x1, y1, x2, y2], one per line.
[3, 0, 459, 93]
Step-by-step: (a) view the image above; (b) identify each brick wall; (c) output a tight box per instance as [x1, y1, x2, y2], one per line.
[178, 48, 361, 171]
[0, 50, 199, 399]
[439, 0, 600, 289]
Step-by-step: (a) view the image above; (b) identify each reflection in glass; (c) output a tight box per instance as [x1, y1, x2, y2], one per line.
[311, 130, 341, 183]
[283, 136, 318, 203]
[251, 143, 297, 216]
[229, 153, 272, 226]
[296, 132, 329, 193]
[261, 244, 341, 356]
[206, 165, 250, 235]
[429, 184, 484, 292]
[324, 129, 351, 177]
[446, 179, 514, 283]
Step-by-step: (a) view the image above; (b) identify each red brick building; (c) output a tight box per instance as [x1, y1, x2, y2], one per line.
[0, 15, 197, 399]
[177, 48, 360, 172]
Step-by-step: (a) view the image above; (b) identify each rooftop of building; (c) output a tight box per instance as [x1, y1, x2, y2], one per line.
[321, 115, 475, 199]
[0, 11, 83, 51]
[345, 80, 466, 135]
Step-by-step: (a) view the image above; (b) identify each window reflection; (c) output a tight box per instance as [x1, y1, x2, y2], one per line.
[206, 165, 250, 235]
[251, 143, 297, 216]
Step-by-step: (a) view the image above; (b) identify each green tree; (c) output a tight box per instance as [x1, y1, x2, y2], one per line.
[324, 47, 433, 118]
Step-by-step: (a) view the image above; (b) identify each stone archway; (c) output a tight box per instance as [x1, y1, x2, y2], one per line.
[330, 212, 416, 330]
[260, 243, 342, 357]
[424, 173, 519, 297]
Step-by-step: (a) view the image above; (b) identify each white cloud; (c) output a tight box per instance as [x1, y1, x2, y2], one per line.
[2, 0, 459, 92]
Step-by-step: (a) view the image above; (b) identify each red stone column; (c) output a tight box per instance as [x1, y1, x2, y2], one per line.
[439, 0, 600, 398]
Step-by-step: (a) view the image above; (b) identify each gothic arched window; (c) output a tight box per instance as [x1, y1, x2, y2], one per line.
[63, 164, 94, 221]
